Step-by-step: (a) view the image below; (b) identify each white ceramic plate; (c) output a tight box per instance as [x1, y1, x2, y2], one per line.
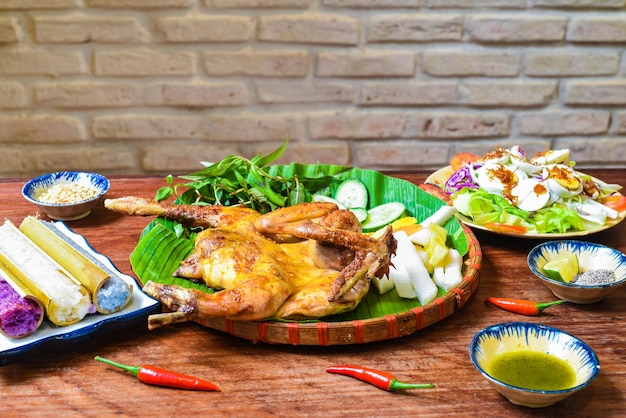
[0, 222, 159, 366]
[425, 166, 626, 239]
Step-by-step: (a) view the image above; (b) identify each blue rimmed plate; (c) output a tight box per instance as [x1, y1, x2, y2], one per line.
[0, 222, 159, 366]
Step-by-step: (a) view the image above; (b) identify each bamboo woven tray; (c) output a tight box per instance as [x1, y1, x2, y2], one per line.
[130, 164, 482, 345]
[194, 223, 481, 345]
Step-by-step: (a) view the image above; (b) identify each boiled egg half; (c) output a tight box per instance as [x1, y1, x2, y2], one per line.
[531, 149, 570, 165]
[542, 164, 583, 198]
[511, 178, 551, 212]
[472, 163, 525, 195]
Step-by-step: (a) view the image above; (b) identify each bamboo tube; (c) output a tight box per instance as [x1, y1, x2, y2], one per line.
[0, 220, 91, 326]
[19, 216, 132, 314]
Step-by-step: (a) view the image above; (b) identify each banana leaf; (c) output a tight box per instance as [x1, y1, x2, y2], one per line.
[130, 164, 469, 322]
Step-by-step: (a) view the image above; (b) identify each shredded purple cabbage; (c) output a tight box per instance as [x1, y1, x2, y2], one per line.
[444, 164, 480, 193]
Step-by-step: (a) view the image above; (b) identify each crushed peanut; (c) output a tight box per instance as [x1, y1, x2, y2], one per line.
[37, 183, 99, 204]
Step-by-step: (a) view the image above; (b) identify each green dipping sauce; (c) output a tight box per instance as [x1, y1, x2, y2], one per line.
[488, 350, 577, 391]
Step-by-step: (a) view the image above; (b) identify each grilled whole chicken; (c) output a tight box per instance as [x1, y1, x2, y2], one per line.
[105, 197, 396, 329]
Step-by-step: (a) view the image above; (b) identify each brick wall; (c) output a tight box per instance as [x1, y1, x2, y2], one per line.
[1, 0, 625, 178]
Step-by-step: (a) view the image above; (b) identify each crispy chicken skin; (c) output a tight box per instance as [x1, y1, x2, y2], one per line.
[105, 197, 395, 328]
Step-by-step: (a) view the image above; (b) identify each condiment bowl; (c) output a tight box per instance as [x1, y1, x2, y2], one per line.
[528, 240, 626, 304]
[22, 171, 110, 221]
[469, 322, 599, 408]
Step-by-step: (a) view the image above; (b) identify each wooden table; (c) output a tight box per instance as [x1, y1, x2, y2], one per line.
[1, 170, 625, 417]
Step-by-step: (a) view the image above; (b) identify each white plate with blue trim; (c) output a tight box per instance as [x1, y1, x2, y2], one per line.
[0, 221, 159, 366]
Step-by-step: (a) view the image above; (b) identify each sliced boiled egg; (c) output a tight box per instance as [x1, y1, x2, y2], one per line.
[531, 149, 570, 165]
[473, 163, 521, 195]
[542, 165, 583, 198]
[479, 147, 510, 165]
[510, 154, 543, 175]
[511, 178, 550, 212]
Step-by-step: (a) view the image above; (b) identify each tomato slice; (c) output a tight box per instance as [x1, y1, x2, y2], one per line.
[418, 183, 452, 205]
[483, 222, 527, 235]
[601, 195, 626, 212]
[450, 152, 480, 172]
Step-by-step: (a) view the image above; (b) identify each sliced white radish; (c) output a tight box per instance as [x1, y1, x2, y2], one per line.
[389, 266, 417, 299]
[420, 205, 457, 227]
[390, 231, 438, 305]
[443, 249, 463, 290]
[583, 198, 618, 219]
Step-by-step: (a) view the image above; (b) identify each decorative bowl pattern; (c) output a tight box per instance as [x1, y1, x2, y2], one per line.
[528, 240, 626, 304]
[22, 172, 110, 221]
[469, 322, 600, 408]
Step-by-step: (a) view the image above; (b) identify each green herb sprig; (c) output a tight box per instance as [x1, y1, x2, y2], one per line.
[155, 140, 337, 214]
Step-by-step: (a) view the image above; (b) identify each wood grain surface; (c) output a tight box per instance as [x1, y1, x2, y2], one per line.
[1, 170, 625, 417]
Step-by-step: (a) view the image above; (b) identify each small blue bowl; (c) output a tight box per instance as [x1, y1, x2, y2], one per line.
[528, 240, 626, 304]
[469, 322, 600, 408]
[22, 171, 109, 221]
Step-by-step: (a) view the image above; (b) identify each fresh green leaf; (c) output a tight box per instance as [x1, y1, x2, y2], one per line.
[155, 186, 173, 201]
[253, 139, 288, 167]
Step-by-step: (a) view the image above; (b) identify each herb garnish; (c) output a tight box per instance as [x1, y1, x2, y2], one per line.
[155, 140, 337, 214]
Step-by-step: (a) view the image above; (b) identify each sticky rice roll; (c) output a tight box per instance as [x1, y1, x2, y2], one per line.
[0, 220, 91, 327]
[18, 216, 133, 314]
[0, 272, 44, 339]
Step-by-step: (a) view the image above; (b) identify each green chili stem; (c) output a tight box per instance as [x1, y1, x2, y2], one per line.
[536, 299, 566, 312]
[389, 380, 436, 391]
[95, 356, 140, 376]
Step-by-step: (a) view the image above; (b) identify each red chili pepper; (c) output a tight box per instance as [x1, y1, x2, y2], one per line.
[326, 365, 435, 392]
[485, 297, 565, 316]
[95, 356, 220, 391]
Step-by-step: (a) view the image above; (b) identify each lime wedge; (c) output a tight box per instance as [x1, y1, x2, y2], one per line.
[543, 254, 578, 283]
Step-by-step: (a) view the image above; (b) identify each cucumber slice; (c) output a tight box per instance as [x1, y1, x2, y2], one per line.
[350, 208, 368, 223]
[312, 194, 346, 209]
[334, 179, 368, 209]
[362, 202, 406, 232]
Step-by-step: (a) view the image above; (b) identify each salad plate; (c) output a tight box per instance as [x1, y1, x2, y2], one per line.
[426, 165, 626, 239]
[0, 222, 160, 366]
[130, 164, 482, 345]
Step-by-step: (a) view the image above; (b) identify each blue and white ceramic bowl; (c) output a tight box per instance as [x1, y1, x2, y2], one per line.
[469, 322, 600, 408]
[528, 240, 626, 304]
[22, 171, 109, 221]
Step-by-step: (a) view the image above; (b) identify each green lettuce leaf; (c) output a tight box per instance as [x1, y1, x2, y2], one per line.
[452, 187, 585, 234]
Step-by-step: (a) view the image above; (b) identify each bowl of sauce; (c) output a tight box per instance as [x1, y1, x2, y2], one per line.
[22, 172, 109, 221]
[469, 322, 599, 408]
